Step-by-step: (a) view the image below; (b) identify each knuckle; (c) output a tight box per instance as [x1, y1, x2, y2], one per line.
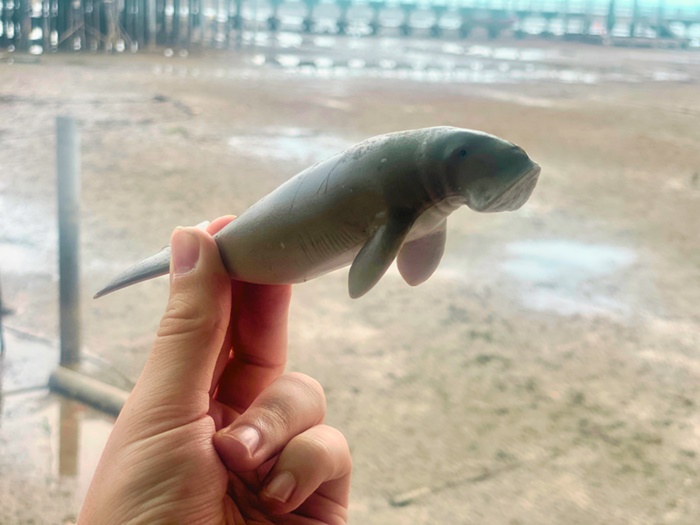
[280, 372, 327, 412]
[157, 295, 223, 340]
[251, 374, 327, 437]
[295, 425, 352, 477]
[297, 431, 335, 464]
[254, 396, 298, 436]
[320, 424, 349, 448]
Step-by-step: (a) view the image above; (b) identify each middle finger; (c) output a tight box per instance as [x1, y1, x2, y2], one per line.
[213, 372, 326, 472]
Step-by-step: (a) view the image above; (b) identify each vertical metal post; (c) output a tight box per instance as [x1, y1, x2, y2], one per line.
[187, 0, 193, 48]
[91, 0, 100, 50]
[583, 0, 592, 35]
[51, 0, 59, 51]
[43, 0, 51, 52]
[234, 0, 243, 49]
[172, 0, 181, 46]
[0, 1, 7, 49]
[125, 0, 133, 44]
[19, 0, 32, 51]
[148, 0, 157, 49]
[630, 0, 639, 37]
[56, 116, 81, 368]
[657, 0, 665, 26]
[606, 0, 616, 36]
[0, 274, 6, 355]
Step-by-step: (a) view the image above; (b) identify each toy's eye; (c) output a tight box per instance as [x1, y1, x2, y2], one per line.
[459, 149, 468, 158]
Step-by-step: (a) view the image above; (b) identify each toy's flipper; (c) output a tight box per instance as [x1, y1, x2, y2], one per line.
[348, 214, 413, 299]
[397, 221, 446, 286]
[93, 246, 171, 299]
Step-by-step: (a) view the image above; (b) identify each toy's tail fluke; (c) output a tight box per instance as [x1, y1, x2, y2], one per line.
[93, 246, 172, 299]
[94, 221, 211, 299]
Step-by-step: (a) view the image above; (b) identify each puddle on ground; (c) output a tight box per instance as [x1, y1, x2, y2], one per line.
[502, 240, 637, 317]
[1, 328, 115, 521]
[463, 45, 551, 62]
[254, 52, 603, 85]
[0, 239, 56, 278]
[150, 31, 696, 86]
[245, 32, 690, 84]
[0, 194, 57, 277]
[0, 331, 57, 393]
[504, 240, 636, 282]
[228, 127, 352, 163]
[0, 390, 114, 520]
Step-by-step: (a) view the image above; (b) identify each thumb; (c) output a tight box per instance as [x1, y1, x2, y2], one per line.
[133, 227, 232, 415]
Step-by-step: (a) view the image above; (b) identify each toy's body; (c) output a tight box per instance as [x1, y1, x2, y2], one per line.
[95, 127, 540, 299]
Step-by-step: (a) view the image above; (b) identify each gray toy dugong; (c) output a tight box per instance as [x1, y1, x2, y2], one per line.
[95, 126, 540, 299]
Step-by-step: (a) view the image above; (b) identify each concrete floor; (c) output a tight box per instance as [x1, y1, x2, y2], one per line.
[1, 35, 700, 523]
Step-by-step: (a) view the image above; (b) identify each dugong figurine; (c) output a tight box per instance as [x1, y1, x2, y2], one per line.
[95, 126, 540, 299]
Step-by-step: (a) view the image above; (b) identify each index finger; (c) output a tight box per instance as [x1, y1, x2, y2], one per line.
[205, 216, 292, 412]
[215, 282, 292, 413]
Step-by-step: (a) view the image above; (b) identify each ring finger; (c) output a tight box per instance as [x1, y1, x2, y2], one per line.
[260, 424, 351, 521]
[214, 372, 326, 472]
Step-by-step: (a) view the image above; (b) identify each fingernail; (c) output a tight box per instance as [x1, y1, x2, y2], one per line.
[226, 425, 260, 458]
[264, 471, 296, 503]
[171, 228, 200, 274]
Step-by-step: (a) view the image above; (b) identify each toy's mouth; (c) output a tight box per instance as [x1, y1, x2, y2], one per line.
[480, 163, 541, 213]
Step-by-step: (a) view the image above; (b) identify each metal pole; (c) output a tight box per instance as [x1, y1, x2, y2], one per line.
[234, 0, 242, 49]
[0, 274, 6, 355]
[1, 1, 7, 49]
[172, 0, 181, 46]
[631, 0, 639, 37]
[49, 365, 129, 415]
[657, 0, 665, 25]
[606, 0, 616, 35]
[148, 0, 157, 49]
[56, 116, 81, 368]
[187, 0, 193, 48]
[19, 0, 32, 52]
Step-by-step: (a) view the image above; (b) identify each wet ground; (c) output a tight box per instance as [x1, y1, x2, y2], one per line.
[1, 36, 700, 523]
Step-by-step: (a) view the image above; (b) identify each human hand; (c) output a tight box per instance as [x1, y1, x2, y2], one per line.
[79, 217, 351, 524]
